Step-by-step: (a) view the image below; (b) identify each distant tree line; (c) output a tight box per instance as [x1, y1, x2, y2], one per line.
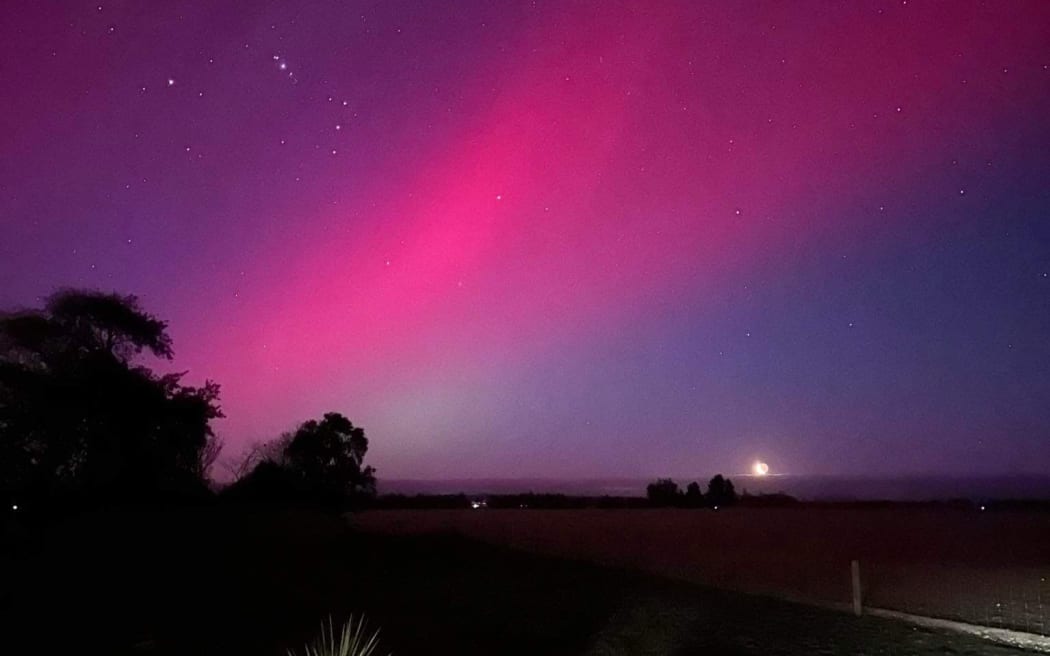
[0, 289, 376, 515]
[646, 475, 739, 508]
[373, 493, 656, 510]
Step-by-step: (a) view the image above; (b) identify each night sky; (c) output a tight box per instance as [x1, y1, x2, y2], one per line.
[2, 2, 1049, 480]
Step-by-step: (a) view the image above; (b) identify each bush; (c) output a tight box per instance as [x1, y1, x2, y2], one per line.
[221, 461, 307, 504]
[646, 479, 681, 506]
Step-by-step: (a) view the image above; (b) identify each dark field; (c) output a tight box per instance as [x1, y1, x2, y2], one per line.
[0, 506, 1041, 655]
[357, 507, 1050, 635]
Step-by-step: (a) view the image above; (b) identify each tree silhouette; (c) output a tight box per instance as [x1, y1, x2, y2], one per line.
[646, 478, 681, 506]
[226, 413, 377, 508]
[224, 432, 293, 482]
[0, 289, 222, 504]
[684, 481, 705, 507]
[706, 474, 737, 507]
[285, 413, 376, 503]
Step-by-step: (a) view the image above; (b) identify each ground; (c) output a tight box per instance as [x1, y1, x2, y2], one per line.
[357, 507, 1050, 634]
[0, 506, 1037, 655]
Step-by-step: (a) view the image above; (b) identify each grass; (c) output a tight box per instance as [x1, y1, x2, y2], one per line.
[0, 506, 1034, 655]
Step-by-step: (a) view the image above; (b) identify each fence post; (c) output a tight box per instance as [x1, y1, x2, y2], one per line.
[851, 560, 863, 617]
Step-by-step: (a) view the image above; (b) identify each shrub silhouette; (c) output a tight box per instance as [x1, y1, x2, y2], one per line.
[646, 478, 682, 506]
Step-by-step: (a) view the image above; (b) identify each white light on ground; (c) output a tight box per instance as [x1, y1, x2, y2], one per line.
[752, 461, 770, 476]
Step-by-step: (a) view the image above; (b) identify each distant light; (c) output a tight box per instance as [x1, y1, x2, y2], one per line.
[980, 505, 986, 511]
[471, 501, 481, 509]
[713, 505, 719, 510]
[10, 504, 17, 511]
[752, 461, 770, 476]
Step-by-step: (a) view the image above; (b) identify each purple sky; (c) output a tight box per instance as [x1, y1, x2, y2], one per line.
[2, 1, 1049, 480]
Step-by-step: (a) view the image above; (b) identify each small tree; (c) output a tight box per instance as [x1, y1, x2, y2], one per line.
[684, 481, 705, 507]
[646, 478, 681, 506]
[195, 434, 224, 482]
[706, 474, 737, 507]
[223, 432, 292, 482]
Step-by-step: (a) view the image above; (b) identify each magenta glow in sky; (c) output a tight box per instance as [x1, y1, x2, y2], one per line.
[2, 2, 1049, 480]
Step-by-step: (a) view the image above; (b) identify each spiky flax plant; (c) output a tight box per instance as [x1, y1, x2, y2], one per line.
[288, 615, 387, 656]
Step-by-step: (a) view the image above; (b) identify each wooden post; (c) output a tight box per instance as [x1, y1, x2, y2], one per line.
[851, 559, 863, 616]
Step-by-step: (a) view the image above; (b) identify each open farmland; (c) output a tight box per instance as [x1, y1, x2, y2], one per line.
[7, 507, 1035, 655]
[356, 507, 1050, 634]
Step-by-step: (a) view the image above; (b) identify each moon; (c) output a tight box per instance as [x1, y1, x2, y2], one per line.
[752, 461, 769, 476]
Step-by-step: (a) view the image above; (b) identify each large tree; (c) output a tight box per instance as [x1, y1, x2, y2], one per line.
[227, 413, 377, 507]
[285, 412, 376, 502]
[0, 289, 222, 502]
